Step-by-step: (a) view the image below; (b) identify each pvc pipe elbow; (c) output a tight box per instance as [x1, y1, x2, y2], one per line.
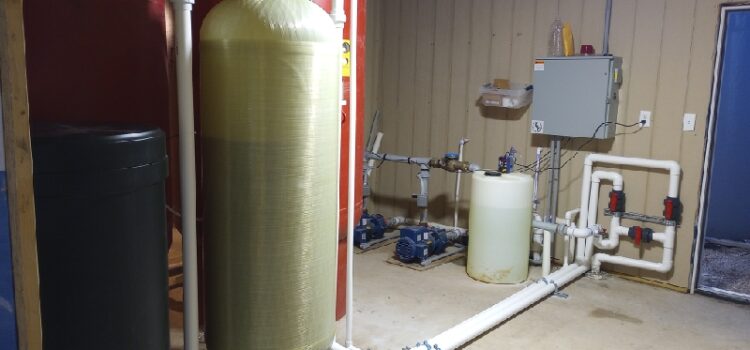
[564, 208, 580, 221]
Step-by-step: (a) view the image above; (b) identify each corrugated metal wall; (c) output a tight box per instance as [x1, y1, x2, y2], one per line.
[365, 0, 734, 288]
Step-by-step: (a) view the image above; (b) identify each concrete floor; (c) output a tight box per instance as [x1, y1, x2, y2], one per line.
[169, 241, 750, 349]
[334, 243, 750, 350]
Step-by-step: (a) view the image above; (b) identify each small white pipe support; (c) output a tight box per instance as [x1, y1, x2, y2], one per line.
[410, 264, 588, 350]
[542, 229, 552, 276]
[592, 225, 676, 274]
[453, 138, 469, 228]
[345, 0, 357, 346]
[171, 1, 199, 349]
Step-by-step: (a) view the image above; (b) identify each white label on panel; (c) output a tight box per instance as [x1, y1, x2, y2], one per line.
[534, 60, 545, 71]
[531, 120, 544, 133]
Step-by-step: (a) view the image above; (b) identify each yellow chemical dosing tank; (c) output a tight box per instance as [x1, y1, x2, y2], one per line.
[200, 1, 339, 349]
[467, 171, 533, 283]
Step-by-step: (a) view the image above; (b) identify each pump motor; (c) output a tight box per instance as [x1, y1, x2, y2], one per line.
[395, 226, 449, 263]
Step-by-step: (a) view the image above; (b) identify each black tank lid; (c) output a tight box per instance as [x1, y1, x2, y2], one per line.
[31, 123, 166, 173]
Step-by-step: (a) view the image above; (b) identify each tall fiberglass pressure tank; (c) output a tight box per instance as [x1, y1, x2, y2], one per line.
[200, 1, 339, 349]
[468, 172, 533, 283]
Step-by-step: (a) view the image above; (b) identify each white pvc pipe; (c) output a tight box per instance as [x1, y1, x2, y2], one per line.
[411, 264, 588, 350]
[331, 0, 347, 28]
[542, 229, 552, 276]
[426, 221, 468, 236]
[576, 157, 593, 263]
[578, 154, 680, 264]
[331, 342, 348, 350]
[365, 132, 383, 177]
[594, 216, 628, 250]
[453, 138, 469, 227]
[580, 154, 680, 275]
[592, 225, 675, 273]
[585, 154, 680, 197]
[171, 1, 199, 349]
[345, 0, 357, 347]
[331, 341, 361, 350]
[585, 171, 623, 257]
[563, 208, 580, 266]
[531, 213, 547, 272]
[532, 220, 595, 238]
[330, 3, 346, 347]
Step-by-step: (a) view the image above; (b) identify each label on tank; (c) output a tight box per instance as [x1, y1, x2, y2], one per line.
[423, 248, 428, 257]
[424, 232, 429, 240]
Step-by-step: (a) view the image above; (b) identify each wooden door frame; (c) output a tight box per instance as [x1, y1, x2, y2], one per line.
[0, 0, 43, 349]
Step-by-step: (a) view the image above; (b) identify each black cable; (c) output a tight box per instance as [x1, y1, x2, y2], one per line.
[524, 121, 643, 173]
[376, 153, 387, 168]
[541, 121, 644, 172]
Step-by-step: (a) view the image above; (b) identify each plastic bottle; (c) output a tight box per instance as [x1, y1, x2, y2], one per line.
[563, 22, 575, 56]
[548, 18, 563, 57]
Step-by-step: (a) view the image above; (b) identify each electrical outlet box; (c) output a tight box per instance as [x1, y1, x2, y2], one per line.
[532, 56, 623, 139]
[639, 110, 651, 127]
[683, 113, 696, 131]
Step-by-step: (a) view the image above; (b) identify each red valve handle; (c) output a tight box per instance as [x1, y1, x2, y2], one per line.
[633, 226, 642, 246]
[609, 192, 618, 212]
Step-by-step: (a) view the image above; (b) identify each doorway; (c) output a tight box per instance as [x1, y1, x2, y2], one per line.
[693, 5, 750, 302]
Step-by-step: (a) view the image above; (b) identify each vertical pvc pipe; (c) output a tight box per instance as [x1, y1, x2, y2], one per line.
[171, 1, 198, 349]
[345, 0, 358, 347]
[454, 138, 469, 228]
[330, 0, 346, 295]
[603, 0, 613, 55]
[330, 0, 347, 336]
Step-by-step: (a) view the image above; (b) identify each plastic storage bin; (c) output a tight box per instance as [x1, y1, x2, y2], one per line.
[479, 82, 533, 109]
[32, 123, 170, 350]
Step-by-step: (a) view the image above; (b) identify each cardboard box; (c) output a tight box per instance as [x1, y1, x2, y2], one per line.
[492, 78, 510, 89]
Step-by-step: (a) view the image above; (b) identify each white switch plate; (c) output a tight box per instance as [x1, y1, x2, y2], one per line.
[639, 110, 652, 127]
[683, 113, 696, 131]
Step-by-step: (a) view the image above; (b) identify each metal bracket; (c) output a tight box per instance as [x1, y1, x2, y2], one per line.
[603, 208, 677, 227]
[539, 277, 569, 299]
[406, 341, 440, 350]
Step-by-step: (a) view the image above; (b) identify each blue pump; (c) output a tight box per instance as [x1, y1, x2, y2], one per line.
[353, 211, 388, 245]
[395, 226, 449, 263]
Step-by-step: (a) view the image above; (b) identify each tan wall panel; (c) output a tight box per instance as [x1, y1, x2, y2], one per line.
[366, 0, 736, 288]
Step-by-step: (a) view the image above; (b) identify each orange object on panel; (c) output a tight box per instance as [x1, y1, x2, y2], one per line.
[311, 0, 366, 321]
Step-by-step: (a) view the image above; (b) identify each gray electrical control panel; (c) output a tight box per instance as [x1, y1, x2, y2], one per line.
[531, 56, 622, 139]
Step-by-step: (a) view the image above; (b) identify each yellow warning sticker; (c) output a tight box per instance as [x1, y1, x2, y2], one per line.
[342, 40, 351, 77]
